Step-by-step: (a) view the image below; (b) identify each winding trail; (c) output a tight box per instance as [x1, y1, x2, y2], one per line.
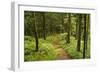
[52, 40, 70, 60]
[55, 48, 70, 60]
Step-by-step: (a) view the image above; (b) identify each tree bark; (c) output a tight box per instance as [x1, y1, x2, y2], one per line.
[85, 14, 89, 50]
[75, 14, 78, 39]
[33, 12, 39, 52]
[67, 13, 71, 43]
[42, 12, 46, 40]
[83, 14, 87, 58]
[61, 14, 64, 33]
[77, 14, 82, 51]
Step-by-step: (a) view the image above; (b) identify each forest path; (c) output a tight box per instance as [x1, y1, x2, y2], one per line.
[55, 48, 70, 60]
[52, 39, 70, 60]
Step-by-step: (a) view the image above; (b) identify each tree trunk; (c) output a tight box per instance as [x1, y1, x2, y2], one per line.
[67, 13, 71, 43]
[61, 14, 64, 33]
[75, 14, 78, 39]
[85, 14, 89, 50]
[83, 14, 87, 58]
[77, 14, 82, 51]
[33, 12, 39, 52]
[42, 12, 46, 40]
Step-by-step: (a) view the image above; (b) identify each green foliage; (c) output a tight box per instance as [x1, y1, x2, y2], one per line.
[24, 33, 90, 61]
[59, 34, 90, 59]
[24, 36, 35, 55]
[24, 36, 57, 61]
[24, 11, 90, 61]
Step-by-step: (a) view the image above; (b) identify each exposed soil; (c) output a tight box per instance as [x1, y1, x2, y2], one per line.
[52, 40, 70, 60]
[55, 48, 70, 60]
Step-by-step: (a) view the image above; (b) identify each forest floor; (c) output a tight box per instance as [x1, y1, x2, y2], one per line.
[24, 33, 90, 61]
[55, 48, 70, 60]
[52, 38, 70, 60]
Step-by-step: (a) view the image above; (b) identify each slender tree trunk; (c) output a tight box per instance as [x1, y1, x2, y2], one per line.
[33, 12, 39, 52]
[85, 14, 89, 50]
[50, 23, 52, 34]
[42, 12, 46, 40]
[75, 14, 78, 39]
[61, 14, 64, 33]
[67, 13, 71, 43]
[77, 14, 82, 51]
[83, 14, 87, 58]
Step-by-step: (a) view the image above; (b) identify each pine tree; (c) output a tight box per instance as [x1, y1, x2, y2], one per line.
[33, 12, 39, 52]
[67, 13, 71, 43]
[77, 14, 82, 51]
[42, 12, 46, 40]
[83, 14, 87, 58]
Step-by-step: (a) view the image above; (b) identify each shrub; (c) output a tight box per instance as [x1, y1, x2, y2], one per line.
[24, 36, 57, 61]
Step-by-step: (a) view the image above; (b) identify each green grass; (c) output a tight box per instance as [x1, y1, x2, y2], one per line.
[24, 33, 90, 61]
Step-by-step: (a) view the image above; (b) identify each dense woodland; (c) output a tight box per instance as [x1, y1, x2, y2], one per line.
[24, 11, 90, 61]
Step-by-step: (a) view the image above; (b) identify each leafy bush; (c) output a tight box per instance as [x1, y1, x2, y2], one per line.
[24, 36, 35, 55]
[24, 34, 90, 61]
[60, 35, 90, 59]
[24, 36, 57, 61]
[24, 36, 34, 42]
[39, 43, 57, 60]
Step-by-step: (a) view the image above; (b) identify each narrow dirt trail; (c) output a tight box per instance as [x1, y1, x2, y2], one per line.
[52, 40, 70, 60]
[55, 48, 70, 60]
